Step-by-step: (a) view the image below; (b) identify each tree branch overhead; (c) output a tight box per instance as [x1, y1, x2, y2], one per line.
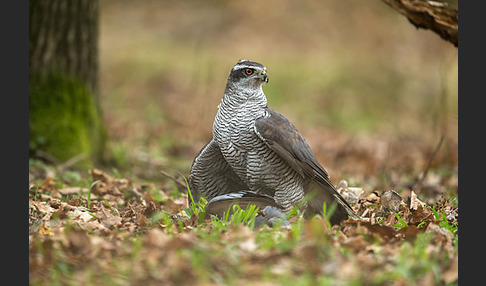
[381, 0, 458, 47]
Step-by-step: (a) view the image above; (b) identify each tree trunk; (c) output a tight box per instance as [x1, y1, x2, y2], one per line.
[29, 0, 106, 163]
[29, 0, 99, 96]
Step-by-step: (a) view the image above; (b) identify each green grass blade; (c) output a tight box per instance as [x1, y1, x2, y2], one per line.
[87, 180, 100, 209]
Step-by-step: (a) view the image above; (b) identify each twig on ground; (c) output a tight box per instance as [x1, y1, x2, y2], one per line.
[57, 153, 87, 172]
[159, 169, 188, 192]
[413, 135, 444, 192]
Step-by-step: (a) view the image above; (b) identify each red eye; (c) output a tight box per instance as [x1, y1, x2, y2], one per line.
[245, 69, 254, 75]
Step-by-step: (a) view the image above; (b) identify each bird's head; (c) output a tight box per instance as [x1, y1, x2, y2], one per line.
[225, 59, 269, 94]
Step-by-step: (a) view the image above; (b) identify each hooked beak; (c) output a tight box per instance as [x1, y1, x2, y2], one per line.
[260, 70, 269, 83]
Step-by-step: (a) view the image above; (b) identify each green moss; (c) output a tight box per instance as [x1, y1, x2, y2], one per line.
[29, 73, 106, 163]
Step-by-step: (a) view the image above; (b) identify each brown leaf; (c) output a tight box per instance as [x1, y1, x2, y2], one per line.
[409, 205, 434, 225]
[396, 225, 421, 241]
[58, 187, 89, 195]
[163, 198, 184, 214]
[67, 197, 87, 207]
[344, 220, 397, 241]
[99, 204, 122, 229]
[92, 181, 109, 196]
[30, 200, 56, 223]
[141, 197, 158, 217]
[336, 179, 364, 204]
[72, 209, 96, 223]
[90, 168, 112, 183]
[382, 213, 397, 227]
[137, 214, 148, 227]
[41, 177, 57, 192]
[410, 190, 427, 210]
[183, 213, 199, 229]
[380, 190, 402, 213]
[364, 223, 396, 241]
[142, 191, 158, 206]
[90, 168, 129, 197]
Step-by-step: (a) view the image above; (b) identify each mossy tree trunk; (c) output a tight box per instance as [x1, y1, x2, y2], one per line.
[29, 0, 106, 163]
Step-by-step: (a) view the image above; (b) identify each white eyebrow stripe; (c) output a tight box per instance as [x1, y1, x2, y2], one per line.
[232, 64, 266, 71]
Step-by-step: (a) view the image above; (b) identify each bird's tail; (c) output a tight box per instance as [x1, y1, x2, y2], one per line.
[305, 182, 360, 224]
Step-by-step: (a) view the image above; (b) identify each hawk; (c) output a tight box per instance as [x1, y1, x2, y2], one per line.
[189, 59, 358, 224]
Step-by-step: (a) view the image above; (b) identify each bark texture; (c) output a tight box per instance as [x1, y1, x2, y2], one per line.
[29, 0, 105, 163]
[29, 0, 99, 97]
[381, 0, 458, 47]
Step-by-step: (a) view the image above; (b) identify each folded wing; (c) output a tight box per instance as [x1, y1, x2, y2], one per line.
[254, 108, 358, 219]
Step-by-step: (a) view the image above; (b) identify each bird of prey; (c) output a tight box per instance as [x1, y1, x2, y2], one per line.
[189, 59, 359, 224]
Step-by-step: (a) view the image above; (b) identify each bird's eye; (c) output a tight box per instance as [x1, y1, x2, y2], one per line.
[245, 69, 254, 75]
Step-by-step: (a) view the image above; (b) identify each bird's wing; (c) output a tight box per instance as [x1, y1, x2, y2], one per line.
[254, 108, 357, 217]
[189, 139, 249, 204]
[206, 190, 284, 219]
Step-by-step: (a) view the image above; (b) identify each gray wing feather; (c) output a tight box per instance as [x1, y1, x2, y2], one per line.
[254, 108, 358, 218]
[206, 190, 284, 219]
[189, 139, 250, 204]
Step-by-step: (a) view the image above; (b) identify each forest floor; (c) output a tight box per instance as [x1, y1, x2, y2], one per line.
[29, 153, 457, 285]
[29, 2, 458, 285]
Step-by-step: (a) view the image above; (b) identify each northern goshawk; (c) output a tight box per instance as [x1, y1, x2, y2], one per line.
[189, 59, 358, 224]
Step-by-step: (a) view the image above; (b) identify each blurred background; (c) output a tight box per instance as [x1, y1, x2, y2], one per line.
[98, 0, 457, 189]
